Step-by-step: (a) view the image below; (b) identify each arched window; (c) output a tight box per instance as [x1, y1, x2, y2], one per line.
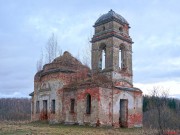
[86, 94, 91, 114]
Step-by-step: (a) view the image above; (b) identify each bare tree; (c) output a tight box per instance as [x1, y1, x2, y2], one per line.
[81, 37, 91, 68]
[36, 50, 44, 71]
[150, 88, 169, 134]
[143, 87, 180, 134]
[36, 33, 62, 71]
[45, 33, 62, 63]
[0, 98, 31, 121]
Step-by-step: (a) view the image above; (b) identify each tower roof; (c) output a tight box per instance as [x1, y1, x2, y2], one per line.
[94, 9, 128, 26]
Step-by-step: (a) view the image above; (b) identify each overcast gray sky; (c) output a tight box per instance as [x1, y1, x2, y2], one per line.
[0, 0, 180, 98]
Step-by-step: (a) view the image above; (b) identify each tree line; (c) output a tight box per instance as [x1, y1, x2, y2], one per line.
[0, 98, 31, 121]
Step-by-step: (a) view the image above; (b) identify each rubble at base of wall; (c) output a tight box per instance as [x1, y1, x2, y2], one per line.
[64, 122, 78, 125]
[134, 124, 143, 128]
[49, 120, 60, 124]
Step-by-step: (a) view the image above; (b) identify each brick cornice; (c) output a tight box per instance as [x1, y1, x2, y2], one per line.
[91, 31, 133, 44]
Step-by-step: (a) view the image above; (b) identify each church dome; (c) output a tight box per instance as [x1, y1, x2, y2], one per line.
[94, 9, 128, 26]
[35, 51, 90, 80]
[53, 51, 82, 67]
[43, 51, 89, 73]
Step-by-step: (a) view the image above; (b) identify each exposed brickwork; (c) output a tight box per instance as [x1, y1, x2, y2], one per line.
[30, 10, 143, 128]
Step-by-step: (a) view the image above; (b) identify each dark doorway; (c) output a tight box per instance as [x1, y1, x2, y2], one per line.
[43, 100, 48, 120]
[120, 99, 128, 127]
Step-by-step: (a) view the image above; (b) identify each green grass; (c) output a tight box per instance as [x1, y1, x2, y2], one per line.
[0, 121, 156, 135]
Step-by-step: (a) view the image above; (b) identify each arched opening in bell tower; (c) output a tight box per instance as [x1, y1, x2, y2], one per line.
[98, 43, 106, 70]
[119, 45, 125, 70]
[102, 49, 106, 69]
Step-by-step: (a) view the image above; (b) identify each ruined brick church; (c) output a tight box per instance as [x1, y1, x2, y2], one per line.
[30, 10, 143, 128]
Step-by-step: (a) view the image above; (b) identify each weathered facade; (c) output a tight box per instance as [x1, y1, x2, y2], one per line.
[30, 10, 143, 128]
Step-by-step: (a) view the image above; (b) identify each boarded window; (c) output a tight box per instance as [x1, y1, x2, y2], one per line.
[86, 94, 91, 114]
[51, 99, 55, 114]
[36, 101, 40, 113]
[70, 99, 75, 113]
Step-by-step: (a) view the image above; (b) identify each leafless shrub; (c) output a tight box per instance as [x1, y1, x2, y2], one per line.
[143, 87, 180, 134]
[45, 33, 62, 63]
[81, 37, 91, 68]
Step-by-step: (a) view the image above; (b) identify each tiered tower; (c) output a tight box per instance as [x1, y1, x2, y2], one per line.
[91, 10, 133, 84]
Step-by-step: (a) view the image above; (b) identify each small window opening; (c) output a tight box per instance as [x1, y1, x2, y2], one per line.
[86, 94, 91, 114]
[103, 26, 105, 31]
[70, 99, 75, 113]
[51, 99, 55, 114]
[119, 27, 123, 33]
[36, 101, 40, 113]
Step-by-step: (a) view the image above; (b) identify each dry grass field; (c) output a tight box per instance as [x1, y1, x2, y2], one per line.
[0, 121, 159, 135]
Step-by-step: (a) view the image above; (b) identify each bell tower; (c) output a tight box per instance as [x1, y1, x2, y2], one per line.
[91, 10, 133, 84]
